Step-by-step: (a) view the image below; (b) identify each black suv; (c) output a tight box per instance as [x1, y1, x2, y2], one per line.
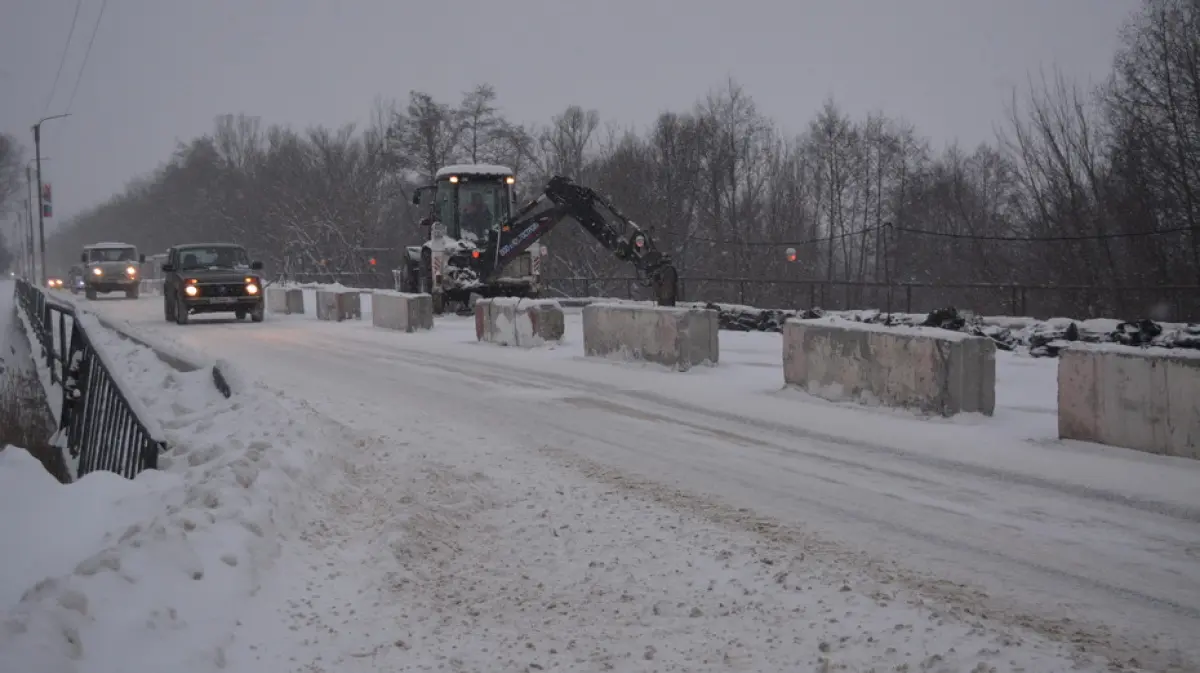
[162, 243, 265, 325]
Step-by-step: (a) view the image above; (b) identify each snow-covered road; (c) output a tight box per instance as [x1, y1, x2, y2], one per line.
[64, 293, 1200, 672]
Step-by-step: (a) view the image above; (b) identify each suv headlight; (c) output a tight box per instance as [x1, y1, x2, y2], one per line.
[92, 267, 103, 276]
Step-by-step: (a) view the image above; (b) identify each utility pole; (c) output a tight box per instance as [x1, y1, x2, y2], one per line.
[25, 158, 50, 282]
[25, 164, 35, 280]
[32, 114, 69, 285]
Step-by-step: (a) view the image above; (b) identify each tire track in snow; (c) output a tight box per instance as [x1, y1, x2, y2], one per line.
[241, 328, 1200, 672]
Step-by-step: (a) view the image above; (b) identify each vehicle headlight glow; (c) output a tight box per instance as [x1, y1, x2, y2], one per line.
[92, 267, 103, 276]
[126, 266, 137, 276]
[184, 285, 198, 297]
[245, 283, 259, 295]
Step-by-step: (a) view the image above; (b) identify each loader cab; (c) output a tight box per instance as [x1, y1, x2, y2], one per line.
[413, 164, 516, 244]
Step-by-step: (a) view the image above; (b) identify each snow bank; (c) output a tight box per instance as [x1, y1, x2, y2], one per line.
[0, 318, 330, 673]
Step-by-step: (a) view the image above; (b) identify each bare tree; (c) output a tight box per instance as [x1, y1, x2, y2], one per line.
[0, 133, 24, 216]
[457, 84, 504, 164]
[43, 6, 1200, 319]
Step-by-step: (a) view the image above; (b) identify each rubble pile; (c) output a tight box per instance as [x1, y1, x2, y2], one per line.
[698, 301, 1200, 358]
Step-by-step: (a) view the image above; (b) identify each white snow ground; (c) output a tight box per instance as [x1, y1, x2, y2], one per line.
[0, 305, 333, 673]
[6, 289, 1200, 673]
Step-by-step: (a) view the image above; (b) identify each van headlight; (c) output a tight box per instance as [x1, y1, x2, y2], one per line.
[92, 267, 103, 276]
[126, 266, 137, 276]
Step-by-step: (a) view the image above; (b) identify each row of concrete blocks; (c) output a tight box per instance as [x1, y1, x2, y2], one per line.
[491, 301, 1196, 461]
[265, 287, 434, 331]
[269, 287, 1198, 460]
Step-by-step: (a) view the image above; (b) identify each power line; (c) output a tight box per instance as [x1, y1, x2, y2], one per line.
[895, 224, 1196, 242]
[42, 0, 84, 117]
[61, 0, 107, 118]
[687, 224, 888, 247]
[684, 223, 1196, 247]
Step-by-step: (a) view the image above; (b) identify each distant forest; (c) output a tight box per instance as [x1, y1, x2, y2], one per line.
[45, 0, 1200, 319]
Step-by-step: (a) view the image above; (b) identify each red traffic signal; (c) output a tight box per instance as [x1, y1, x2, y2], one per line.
[368, 257, 376, 266]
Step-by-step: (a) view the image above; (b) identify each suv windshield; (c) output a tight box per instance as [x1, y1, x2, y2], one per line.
[87, 247, 137, 262]
[176, 246, 250, 270]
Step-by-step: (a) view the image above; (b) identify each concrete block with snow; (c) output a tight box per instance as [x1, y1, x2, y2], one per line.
[266, 287, 304, 315]
[582, 303, 719, 372]
[372, 291, 433, 333]
[1058, 344, 1200, 459]
[783, 316, 996, 416]
[474, 297, 564, 347]
[314, 290, 361, 322]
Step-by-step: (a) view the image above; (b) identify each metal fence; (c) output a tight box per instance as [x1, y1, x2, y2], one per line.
[15, 280, 166, 479]
[264, 269, 1199, 322]
[544, 276, 1200, 322]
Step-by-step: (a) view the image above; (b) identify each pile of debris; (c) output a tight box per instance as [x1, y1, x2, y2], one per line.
[698, 302, 1200, 358]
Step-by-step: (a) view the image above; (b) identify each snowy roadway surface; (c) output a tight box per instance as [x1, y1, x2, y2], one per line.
[40, 293, 1200, 671]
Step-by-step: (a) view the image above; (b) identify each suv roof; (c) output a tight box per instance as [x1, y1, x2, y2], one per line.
[171, 242, 247, 249]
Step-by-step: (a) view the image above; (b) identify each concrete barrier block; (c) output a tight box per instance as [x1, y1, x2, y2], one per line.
[315, 290, 361, 321]
[581, 303, 719, 371]
[783, 317, 996, 416]
[266, 287, 305, 314]
[474, 298, 565, 347]
[1058, 344, 1200, 459]
[371, 291, 433, 332]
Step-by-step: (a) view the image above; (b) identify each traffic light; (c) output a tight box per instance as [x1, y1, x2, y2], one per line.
[785, 247, 797, 262]
[41, 183, 52, 218]
[368, 257, 376, 266]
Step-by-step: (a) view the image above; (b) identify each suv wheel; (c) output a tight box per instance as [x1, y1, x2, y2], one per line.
[174, 296, 189, 325]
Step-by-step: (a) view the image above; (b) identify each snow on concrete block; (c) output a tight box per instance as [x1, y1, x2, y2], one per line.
[266, 287, 304, 315]
[314, 290, 361, 321]
[783, 316, 996, 416]
[582, 303, 719, 372]
[1058, 344, 1200, 459]
[474, 297, 565, 347]
[371, 291, 433, 332]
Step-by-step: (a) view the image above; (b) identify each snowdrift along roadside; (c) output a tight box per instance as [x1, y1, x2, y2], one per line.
[0, 314, 331, 673]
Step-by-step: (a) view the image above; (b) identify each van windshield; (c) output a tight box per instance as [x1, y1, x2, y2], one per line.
[87, 248, 137, 263]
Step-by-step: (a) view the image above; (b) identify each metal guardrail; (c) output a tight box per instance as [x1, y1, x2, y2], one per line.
[544, 276, 1200, 322]
[14, 280, 167, 479]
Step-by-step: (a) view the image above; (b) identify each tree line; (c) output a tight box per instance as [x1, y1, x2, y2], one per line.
[44, 0, 1200, 319]
[0, 132, 25, 274]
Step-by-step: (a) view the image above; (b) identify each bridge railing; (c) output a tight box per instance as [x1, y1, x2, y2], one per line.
[14, 280, 167, 480]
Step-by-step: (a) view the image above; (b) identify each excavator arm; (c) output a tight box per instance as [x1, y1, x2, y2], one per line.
[474, 175, 679, 306]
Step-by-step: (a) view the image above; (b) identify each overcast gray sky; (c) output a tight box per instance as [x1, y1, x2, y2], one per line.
[2, 0, 1134, 229]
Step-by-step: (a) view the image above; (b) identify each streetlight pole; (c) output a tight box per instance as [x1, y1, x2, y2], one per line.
[33, 114, 69, 285]
[25, 158, 50, 282]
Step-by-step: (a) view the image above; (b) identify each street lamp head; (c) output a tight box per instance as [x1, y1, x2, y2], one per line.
[34, 113, 71, 129]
